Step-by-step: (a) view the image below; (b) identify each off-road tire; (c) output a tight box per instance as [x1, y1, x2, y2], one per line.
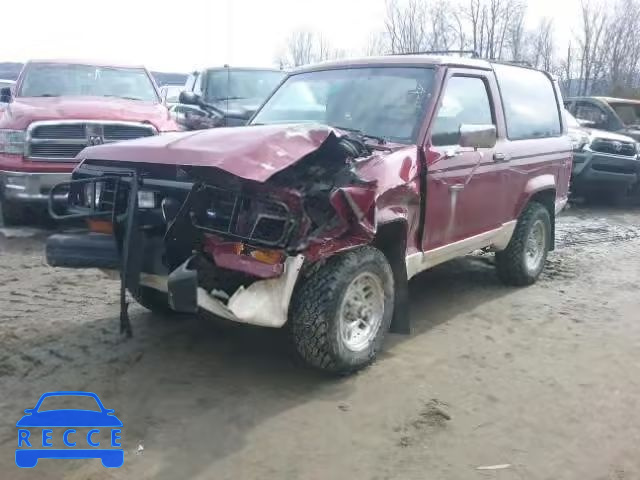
[133, 286, 175, 315]
[289, 246, 395, 375]
[495, 201, 551, 286]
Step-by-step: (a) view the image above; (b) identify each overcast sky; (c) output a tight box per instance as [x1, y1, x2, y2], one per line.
[2, 0, 581, 72]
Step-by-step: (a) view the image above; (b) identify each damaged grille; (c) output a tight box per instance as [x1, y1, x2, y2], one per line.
[191, 185, 295, 247]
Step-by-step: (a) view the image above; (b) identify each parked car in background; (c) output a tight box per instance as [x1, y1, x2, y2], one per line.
[174, 66, 285, 130]
[159, 84, 183, 108]
[47, 55, 571, 374]
[566, 110, 640, 202]
[0, 79, 15, 110]
[0, 60, 178, 225]
[565, 96, 640, 141]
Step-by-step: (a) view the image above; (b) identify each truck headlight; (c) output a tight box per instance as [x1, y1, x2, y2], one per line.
[0, 129, 25, 154]
[568, 131, 589, 152]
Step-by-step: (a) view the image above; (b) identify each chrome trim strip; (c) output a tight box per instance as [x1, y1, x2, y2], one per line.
[405, 221, 517, 280]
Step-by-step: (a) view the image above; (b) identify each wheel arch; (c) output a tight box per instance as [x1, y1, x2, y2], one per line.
[516, 175, 557, 251]
[372, 220, 410, 334]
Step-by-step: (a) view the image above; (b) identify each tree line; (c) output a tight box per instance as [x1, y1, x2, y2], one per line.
[277, 0, 640, 98]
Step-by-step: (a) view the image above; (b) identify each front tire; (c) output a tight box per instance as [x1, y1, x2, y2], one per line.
[496, 202, 551, 286]
[289, 246, 394, 374]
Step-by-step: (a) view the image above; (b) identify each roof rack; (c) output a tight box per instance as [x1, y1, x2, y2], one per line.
[392, 50, 480, 58]
[492, 59, 534, 68]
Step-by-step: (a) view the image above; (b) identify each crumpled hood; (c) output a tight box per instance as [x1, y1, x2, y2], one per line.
[0, 96, 176, 131]
[81, 123, 348, 183]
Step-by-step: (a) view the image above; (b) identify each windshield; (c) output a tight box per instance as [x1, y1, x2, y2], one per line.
[609, 102, 640, 127]
[19, 63, 159, 102]
[163, 85, 183, 103]
[564, 109, 581, 128]
[252, 67, 435, 144]
[204, 70, 285, 102]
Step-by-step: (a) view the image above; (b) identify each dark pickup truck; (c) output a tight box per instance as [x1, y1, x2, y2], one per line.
[46, 55, 571, 374]
[172, 67, 285, 130]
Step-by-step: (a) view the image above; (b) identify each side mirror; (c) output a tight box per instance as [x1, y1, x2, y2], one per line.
[0, 87, 12, 103]
[459, 124, 497, 149]
[577, 119, 597, 128]
[179, 91, 200, 106]
[24, 409, 34, 414]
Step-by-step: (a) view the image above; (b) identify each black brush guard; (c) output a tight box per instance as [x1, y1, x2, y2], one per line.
[48, 172, 141, 337]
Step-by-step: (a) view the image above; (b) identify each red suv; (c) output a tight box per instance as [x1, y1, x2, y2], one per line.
[0, 60, 178, 224]
[47, 55, 571, 374]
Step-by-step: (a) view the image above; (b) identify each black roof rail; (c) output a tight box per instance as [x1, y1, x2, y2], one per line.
[391, 50, 480, 58]
[491, 59, 534, 68]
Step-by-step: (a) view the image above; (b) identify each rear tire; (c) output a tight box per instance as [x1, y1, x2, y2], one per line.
[289, 246, 394, 375]
[496, 201, 551, 286]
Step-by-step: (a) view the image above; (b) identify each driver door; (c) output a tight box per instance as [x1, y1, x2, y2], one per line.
[423, 70, 506, 250]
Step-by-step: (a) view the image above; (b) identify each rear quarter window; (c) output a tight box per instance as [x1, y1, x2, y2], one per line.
[494, 64, 562, 140]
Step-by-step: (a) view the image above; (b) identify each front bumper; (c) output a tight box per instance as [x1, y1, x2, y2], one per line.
[0, 170, 71, 204]
[45, 231, 304, 328]
[572, 150, 640, 189]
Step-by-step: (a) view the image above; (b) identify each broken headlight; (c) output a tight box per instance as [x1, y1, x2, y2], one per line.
[191, 185, 295, 247]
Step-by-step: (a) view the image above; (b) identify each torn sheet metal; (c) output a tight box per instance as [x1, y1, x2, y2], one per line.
[78, 124, 346, 183]
[140, 255, 305, 328]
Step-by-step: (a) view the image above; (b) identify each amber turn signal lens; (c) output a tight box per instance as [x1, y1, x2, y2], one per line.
[249, 248, 284, 265]
[87, 219, 114, 235]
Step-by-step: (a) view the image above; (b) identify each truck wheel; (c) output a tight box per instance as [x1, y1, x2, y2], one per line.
[289, 246, 394, 374]
[133, 287, 175, 315]
[495, 201, 551, 286]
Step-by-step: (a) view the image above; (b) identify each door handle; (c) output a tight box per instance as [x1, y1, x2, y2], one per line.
[494, 152, 510, 163]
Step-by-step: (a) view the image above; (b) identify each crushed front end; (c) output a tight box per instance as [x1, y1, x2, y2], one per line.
[46, 127, 382, 330]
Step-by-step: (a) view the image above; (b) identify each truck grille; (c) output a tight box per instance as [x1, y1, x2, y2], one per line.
[590, 138, 637, 157]
[27, 121, 157, 162]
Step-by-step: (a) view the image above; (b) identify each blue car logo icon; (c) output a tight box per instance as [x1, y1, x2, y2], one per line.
[16, 391, 123, 468]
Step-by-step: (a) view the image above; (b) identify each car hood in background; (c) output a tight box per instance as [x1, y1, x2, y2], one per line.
[0, 96, 175, 131]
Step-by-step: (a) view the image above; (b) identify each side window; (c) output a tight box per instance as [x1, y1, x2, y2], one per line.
[431, 76, 493, 147]
[493, 64, 561, 140]
[575, 102, 607, 129]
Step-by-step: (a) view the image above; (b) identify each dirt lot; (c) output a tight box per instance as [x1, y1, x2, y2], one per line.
[1, 203, 639, 480]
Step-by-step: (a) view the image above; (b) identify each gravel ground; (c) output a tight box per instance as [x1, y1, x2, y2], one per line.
[0, 203, 639, 480]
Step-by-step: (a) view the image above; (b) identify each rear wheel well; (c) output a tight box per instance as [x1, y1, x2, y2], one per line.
[527, 189, 556, 251]
[372, 221, 410, 334]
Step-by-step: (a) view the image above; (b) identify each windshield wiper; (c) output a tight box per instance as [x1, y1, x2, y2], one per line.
[334, 125, 387, 145]
[103, 95, 144, 101]
[38, 94, 60, 97]
[211, 96, 248, 101]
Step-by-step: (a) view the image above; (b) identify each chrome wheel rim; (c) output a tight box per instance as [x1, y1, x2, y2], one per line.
[339, 272, 385, 352]
[525, 219, 546, 272]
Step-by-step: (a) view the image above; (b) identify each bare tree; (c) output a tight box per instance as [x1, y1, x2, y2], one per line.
[364, 32, 391, 56]
[278, 30, 347, 68]
[281, 30, 316, 67]
[384, 0, 429, 54]
[576, 0, 608, 96]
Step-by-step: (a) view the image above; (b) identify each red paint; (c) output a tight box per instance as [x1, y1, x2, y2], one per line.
[81, 124, 341, 183]
[202, 236, 285, 279]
